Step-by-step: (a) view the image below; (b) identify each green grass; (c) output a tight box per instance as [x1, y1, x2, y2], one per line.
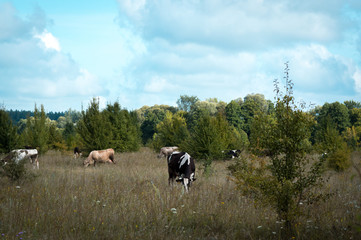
[1, 148, 360, 239]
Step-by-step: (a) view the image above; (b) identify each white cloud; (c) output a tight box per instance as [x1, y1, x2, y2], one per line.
[35, 30, 61, 51]
[117, 0, 344, 50]
[144, 76, 174, 93]
[353, 68, 361, 93]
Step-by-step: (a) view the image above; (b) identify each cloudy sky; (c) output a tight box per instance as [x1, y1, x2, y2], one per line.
[1, 0, 361, 112]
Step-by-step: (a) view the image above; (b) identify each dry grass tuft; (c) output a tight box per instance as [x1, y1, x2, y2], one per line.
[0, 148, 360, 239]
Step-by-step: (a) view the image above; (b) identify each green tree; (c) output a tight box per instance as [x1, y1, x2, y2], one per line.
[183, 113, 233, 173]
[225, 100, 244, 132]
[229, 63, 327, 236]
[63, 121, 76, 149]
[76, 98, 112, 152]
[0, 108, 18, 153]
[22, 104, 49, 154]
[152, 111, 189, 150]
[350, 108, 361, 127]
[176, 95, 199, 112]
[240, 93, 270, 135]
[137, 105, 176, 144]
[103, 102, 141, 152]
[317, 102, 350, 134]
[140, 111, 163, 145]
[48, 121, 65, 150]
[315, 118, 351, 171]
[344, 100, 361, 110]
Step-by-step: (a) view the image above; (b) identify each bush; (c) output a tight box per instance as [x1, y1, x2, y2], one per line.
[1, 158, 27, 181]
[327, 148, 351, 172]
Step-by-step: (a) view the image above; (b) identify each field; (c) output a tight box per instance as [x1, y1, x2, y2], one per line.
[1, 148, 360, 239]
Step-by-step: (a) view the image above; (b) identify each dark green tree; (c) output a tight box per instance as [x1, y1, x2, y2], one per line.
[240, 93, 269, 135]
[317, 102, 350, 134]
[76, 98, 112, 152]
[0, 108, 18, 153]
[183, 113, 233, 173]
[22, 104, 49, 154]
[103, 102, 141, 152]
[140, 111, 163, 144]
[137, 105, 174, 144]
[225, 100, 244, 132]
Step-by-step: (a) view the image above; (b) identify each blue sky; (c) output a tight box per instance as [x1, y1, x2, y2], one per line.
[1, 0, 361, 112]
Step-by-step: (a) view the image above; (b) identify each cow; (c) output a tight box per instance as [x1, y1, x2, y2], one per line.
[83, 148, 115, 167]
[73, 147, 82, 159]
[225, 149, 241, 159]
[167, 152, 196, 192]
[158, 146, 179, 158]
[1, 149, 39, 169]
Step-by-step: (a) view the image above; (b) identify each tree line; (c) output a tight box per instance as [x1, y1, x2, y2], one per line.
[1, 93, 360, 163]
[1, 86, 360, 171]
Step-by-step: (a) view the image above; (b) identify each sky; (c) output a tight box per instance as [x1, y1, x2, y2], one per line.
[1, 0, 361, 112]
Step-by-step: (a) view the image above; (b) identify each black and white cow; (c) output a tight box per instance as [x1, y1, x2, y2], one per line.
[73, 147, 82, 159]
[225, 149, 241, 159]
[167, 152, 196, 192]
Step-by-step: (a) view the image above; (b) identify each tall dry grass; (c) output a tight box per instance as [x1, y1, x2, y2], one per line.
[0, 148, 360, 239]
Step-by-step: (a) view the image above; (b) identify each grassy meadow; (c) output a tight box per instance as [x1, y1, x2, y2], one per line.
[0, 148, 360, 239]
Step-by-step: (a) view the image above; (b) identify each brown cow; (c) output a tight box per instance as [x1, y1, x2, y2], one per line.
[83, 148, 115, 167]
[158, 146, 179, 158]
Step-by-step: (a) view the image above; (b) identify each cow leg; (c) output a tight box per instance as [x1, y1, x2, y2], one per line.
[183, 178, 189, 193]
[109, 154, 115, 163]
[32, 155, 39, 169]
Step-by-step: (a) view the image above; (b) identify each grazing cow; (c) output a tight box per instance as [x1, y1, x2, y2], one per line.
[167, 152, 196, 192]
[225, 149, 241, 159]
[73, 147, 82, 159]
[84, 148, 115, 167]
[158, 146, 179, 158]
[1, 149, 39, 169]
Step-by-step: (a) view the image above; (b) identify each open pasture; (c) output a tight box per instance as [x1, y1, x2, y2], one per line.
[1, 148, 360, 239]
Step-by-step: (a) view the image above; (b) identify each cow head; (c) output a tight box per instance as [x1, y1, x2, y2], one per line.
[83, 158, 93, 167]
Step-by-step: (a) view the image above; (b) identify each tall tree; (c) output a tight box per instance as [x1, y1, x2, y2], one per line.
[76, 98, 112, 152]
[225, 100, 244, 132]
[22, 104, 49, 154]
[103, 102, 141, 152]
[0, 108, 18, 153]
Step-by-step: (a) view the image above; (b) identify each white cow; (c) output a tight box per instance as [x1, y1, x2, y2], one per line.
[1, 149, 39, 169]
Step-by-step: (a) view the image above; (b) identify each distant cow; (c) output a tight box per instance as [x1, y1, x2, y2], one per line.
[73, 147, 82, 159]
[158, 146, 179, 158]
[1, 149, 39, 169]
[225, 149, 241, 159]
[84, 148, 115, 167]
[167, 152, 196, 192]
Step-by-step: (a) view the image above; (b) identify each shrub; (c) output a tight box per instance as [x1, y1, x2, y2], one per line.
[1, 158, 27, 181]
[327, 147, 351, 172]
[229, 63, 327, 237]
